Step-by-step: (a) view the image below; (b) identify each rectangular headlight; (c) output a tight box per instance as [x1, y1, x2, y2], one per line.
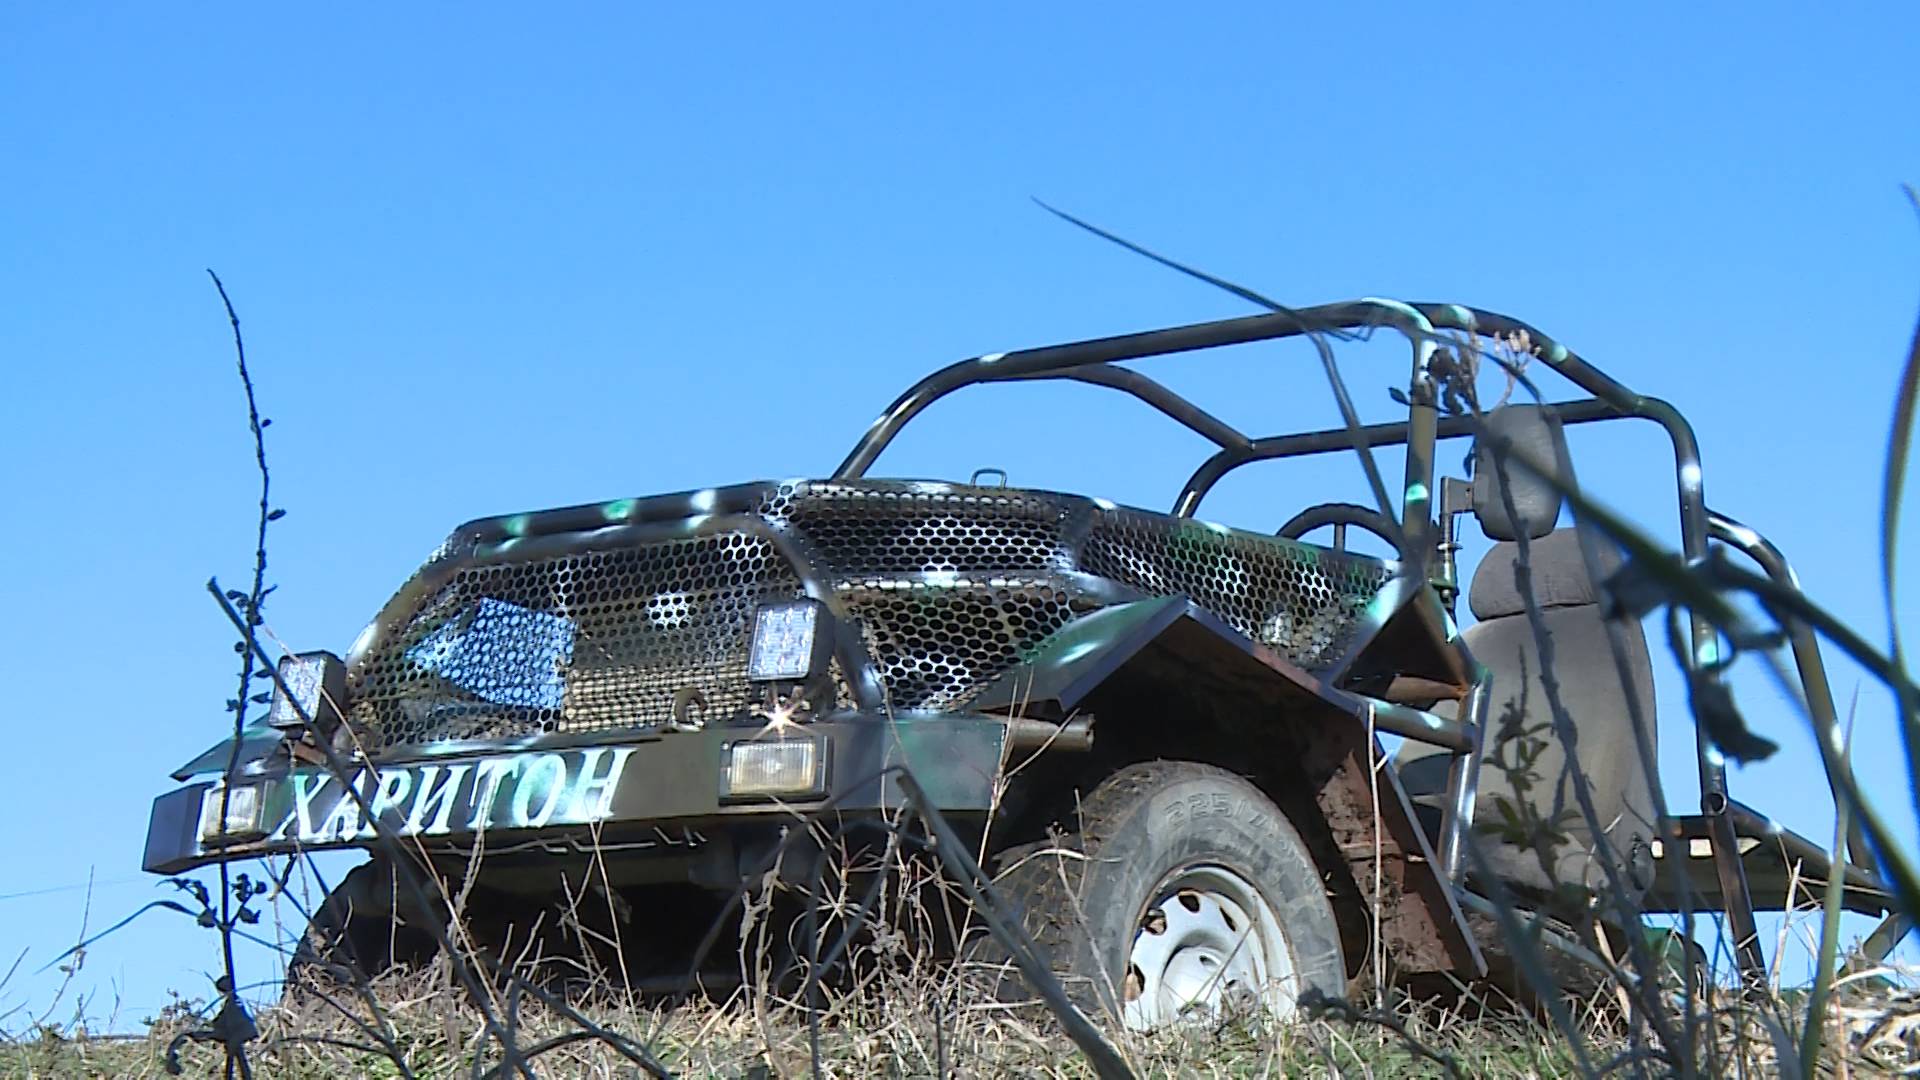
[197, 783, 267, 845]
[722, 739, 824, 799]
[747, 601, 831, 682]
[270, 651, 347, 734]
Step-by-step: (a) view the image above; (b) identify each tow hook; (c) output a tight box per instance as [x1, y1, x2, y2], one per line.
[669, 687, 708, 732]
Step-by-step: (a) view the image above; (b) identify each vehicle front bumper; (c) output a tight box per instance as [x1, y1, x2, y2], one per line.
[143, 714, 1007, 876]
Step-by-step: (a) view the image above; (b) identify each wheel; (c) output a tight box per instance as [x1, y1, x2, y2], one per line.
[286, 861, 437, 991]
[1646, 927, 1712, 1013]
[986, 761, 1346, 1030]
[1275, 501, 1403, 557]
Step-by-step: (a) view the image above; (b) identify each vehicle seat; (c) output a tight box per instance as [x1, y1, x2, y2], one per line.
[1396, 407, 1660, 906]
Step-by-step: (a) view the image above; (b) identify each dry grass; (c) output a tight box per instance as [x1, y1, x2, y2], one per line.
[6, 702, 1909, 1079]
[5, 953, 1916, 1078]
[0, 968, 1577, 1079]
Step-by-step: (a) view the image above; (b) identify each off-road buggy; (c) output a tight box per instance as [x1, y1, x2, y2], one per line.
[145, 300, 1905, 1028]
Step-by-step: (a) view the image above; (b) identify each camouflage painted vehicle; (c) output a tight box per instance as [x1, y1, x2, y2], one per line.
[145, 300, 1903, 1026]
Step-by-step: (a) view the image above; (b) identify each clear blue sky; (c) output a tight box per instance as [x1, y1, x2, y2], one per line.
[3, 3, 1917, 1028]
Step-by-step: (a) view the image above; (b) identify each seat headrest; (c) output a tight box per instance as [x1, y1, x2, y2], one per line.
[1474, 406, 1568, 542]
[1469, 529, 1625, 621]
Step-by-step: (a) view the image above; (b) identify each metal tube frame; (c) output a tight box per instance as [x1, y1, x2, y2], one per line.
[1172, 398, 1624, 517]
[1708, 512, 1874, 869]
[1438, 671, 1492, 881]
[837, 300, 1805, 983]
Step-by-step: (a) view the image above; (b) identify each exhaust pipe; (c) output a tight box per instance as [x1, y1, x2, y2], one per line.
[1005, 714, 1095, 755]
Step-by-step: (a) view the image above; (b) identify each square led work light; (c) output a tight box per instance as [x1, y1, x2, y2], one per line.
[747, 600, 832, 682]
[270, 651, 347, 735]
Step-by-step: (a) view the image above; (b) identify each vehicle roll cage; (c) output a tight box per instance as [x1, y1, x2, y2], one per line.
[836, 299, 1879, 981]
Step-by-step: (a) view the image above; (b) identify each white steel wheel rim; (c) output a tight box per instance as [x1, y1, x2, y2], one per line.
[1120, 864, 1296, 1031]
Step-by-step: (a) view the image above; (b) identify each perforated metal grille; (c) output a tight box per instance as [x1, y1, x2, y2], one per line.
[349, 533, 809, 749]
[1083, 508, 1394, 668]
[763, 482, 1070, 575]
[840, 578, 1083, 709]
[758, 483, 1085, 710]
[347, 481, 1394, 753]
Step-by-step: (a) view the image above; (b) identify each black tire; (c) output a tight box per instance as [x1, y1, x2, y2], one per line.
[286, 862, 437, 992]
[981, 761, 1346, 1030]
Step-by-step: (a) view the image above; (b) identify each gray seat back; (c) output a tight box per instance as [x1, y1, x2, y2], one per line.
[1397, 406, 1659, 904]
[1453, 529, 1660, 902]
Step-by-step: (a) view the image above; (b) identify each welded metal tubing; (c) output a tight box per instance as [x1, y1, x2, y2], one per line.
[1438, 671, 1492, 883]
[1864, 911, 1915, 962]
[1633, 403, 1768, 983]
[840, 301, 1654, 487]
[1364, 700, 1474, 753]
[838, 300, 1770, 980]
[1005, 714, 1096, 755]
[1173, 398, 1621, 518]
[1708, 511, 1873, 869]
[1390, 303, 1441, 576]
[1033, 365, 1254, 452]
[835, 300, 1462, 481]
[1454, 890, 1617, 978]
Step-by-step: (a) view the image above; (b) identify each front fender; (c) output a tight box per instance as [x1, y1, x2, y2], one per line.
[169, 720, 283, 781]
[966, 595, 1485, 980]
